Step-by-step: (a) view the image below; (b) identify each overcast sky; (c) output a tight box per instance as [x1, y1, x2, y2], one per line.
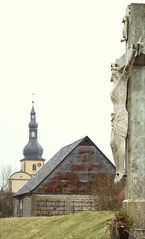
[0, 0, 144, 174]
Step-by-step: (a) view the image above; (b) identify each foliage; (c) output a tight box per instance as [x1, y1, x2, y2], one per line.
[107, 210, 134, 238]
[0, 165, 13, 218]
[0, 191, 13, 217]
[91, 173, 125, 210]
[0, 211, 114, 239]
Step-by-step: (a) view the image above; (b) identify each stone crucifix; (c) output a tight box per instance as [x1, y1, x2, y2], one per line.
[110, 3, 145, 239]
[110, 44, 139, 184]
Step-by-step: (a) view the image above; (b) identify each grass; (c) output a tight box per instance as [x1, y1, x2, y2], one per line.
[0, 211, 114, 239]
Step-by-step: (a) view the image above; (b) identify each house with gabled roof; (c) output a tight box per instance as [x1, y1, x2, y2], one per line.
[13, 136, 116, 217]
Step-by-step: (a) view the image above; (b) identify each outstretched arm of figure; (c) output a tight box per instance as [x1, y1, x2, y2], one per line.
[123, 45, 137, 72]
[124, 41, 144, 72]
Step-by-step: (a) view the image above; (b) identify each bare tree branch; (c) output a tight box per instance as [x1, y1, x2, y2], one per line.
[0, 165, 12, 189]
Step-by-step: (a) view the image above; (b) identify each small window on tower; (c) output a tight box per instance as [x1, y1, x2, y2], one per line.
[32, 164, 36, 171]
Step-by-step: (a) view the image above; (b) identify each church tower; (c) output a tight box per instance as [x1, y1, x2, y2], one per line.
[20, 101, 45, 175]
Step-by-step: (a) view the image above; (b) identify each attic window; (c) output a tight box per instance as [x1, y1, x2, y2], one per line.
[32, 164, 36, 171]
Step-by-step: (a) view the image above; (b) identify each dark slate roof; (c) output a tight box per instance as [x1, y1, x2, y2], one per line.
[14, 137, 84, 196]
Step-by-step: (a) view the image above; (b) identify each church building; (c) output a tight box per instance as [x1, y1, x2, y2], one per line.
[8, 101, 45, 193]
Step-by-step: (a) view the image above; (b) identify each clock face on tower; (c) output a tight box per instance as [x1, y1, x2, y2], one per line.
[30, 131, 35, 138]
[37, 163, 42, 167]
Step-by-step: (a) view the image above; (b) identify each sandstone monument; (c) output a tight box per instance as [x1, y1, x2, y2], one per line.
[110, 3, 145, 239]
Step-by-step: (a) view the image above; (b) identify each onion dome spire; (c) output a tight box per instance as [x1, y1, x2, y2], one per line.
[28, 100, 38, 139]
[23, 99, 44, 160]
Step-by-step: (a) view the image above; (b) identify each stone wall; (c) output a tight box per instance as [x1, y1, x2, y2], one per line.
[31, 194, 99, 216]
